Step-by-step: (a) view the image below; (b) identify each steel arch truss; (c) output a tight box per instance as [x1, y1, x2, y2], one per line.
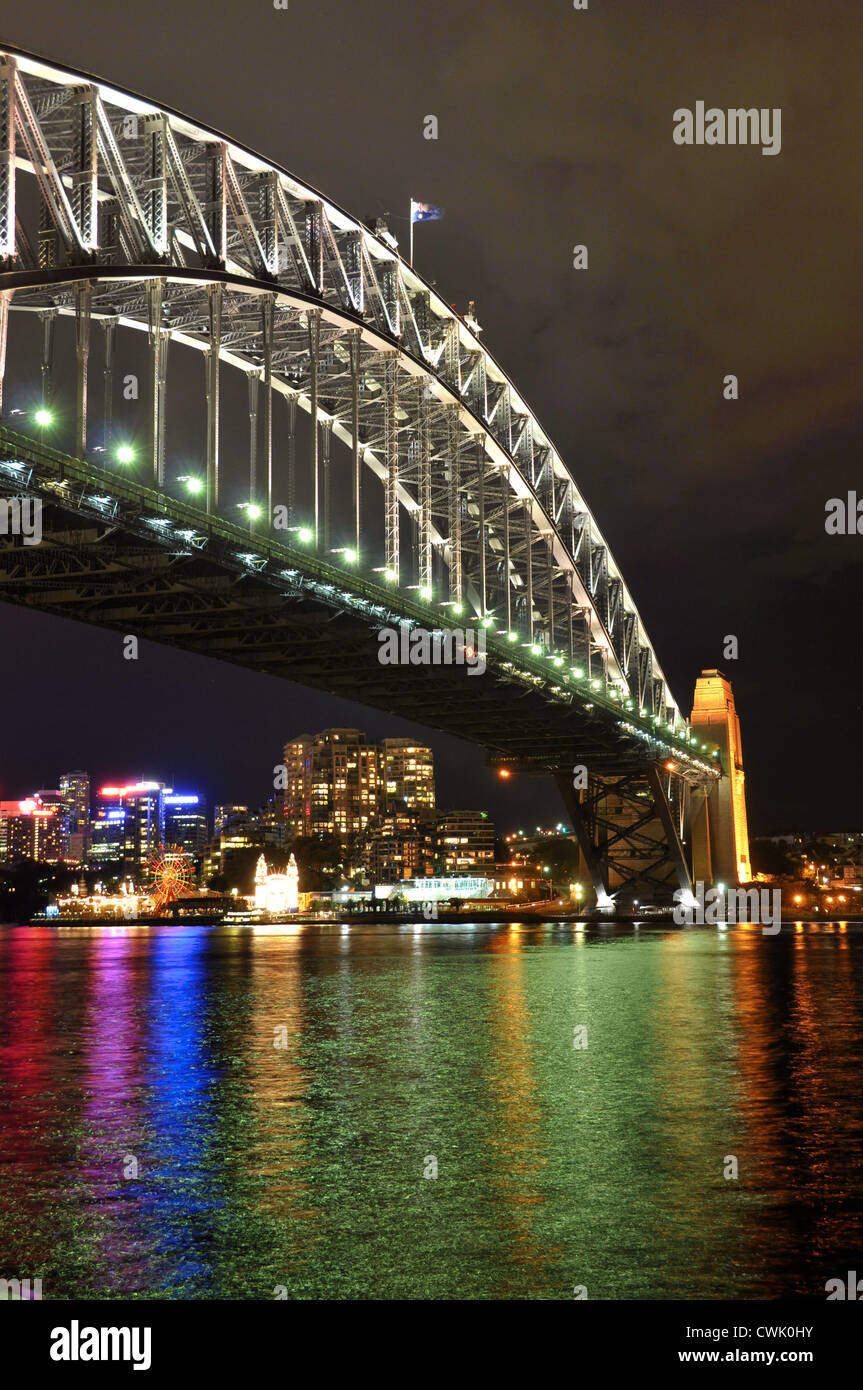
[0, 45, 684, 728]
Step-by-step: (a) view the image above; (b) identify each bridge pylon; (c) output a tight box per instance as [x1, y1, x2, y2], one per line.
[688, 670, 751, 885]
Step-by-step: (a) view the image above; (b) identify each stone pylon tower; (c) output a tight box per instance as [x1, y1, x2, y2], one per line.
[689, 670, 751, 885]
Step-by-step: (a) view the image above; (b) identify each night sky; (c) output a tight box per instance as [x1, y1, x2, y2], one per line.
[1, 0, 861, 832]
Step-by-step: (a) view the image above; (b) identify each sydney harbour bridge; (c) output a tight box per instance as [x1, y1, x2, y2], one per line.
[0, 45, 743, 907]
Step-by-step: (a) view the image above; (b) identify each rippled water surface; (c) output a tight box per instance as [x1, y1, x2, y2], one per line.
[2, 921, 862, 1299]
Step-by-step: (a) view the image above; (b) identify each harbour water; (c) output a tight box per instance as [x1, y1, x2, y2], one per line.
[1, 920, 861, 1300]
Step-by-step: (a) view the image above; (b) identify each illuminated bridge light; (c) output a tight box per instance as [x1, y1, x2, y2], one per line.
[0, 48, 753, 912]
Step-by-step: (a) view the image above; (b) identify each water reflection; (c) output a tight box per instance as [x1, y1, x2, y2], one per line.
[1, 921, 862, 1299]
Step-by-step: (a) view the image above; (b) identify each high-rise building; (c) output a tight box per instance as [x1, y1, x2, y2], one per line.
[89, 806, 127, 863]
[381, 739, 435, 810]
[59, 771, 90, 833]
[0, 797, 67, 863]
[214, 805, 248, 836]
[92, 781, 167, 872]
[435, 810, 495, 874]
[164, 794, 208, 857]
[283, 730, 381, 838]
[689, 670, 751, 884]
[59, 771, 91, 863]
[366, 805, 436, 881]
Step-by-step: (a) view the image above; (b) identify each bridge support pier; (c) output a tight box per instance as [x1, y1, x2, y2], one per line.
[555, 765, 694, 909]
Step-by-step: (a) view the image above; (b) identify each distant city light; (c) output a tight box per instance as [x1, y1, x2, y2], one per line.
[99, 782, 161, 797]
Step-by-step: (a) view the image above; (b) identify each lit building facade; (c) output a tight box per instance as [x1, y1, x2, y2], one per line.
[381, 739, 435, 810]
[366, 806, 436, 882]
[435, 810, 495, 874]
[253, 852, 299, 914]
[283, 729, 381, 838]
[93, 781, 167, 872]
[165, 794, 208, 857]
[0, 797, 68, 863]
[59, 770, 90, 859]
[214, 805, 248, 835]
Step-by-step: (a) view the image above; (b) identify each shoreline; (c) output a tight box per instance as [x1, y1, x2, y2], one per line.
[21, 910, 863, 928]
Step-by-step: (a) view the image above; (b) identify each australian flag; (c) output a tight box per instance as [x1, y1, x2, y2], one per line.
[411, 200, 444, 223]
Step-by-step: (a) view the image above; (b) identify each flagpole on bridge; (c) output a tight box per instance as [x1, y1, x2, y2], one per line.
[409, 199, 415, 267]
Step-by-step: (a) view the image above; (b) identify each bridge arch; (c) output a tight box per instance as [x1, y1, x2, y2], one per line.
[0, 44, 685, 728]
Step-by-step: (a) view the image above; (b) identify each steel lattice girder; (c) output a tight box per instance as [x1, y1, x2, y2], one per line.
[556, 766, 692, 904]
[0, 425, 720, 786]
[0, 44, 684, 728]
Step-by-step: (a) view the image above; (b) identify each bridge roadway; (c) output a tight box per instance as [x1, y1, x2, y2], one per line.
[0, 425, 719, 790]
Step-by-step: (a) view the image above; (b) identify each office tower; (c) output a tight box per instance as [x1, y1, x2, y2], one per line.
[59, 771, 90, 832]
[164, 794, 208, 857]
[94, 781, 167, 872]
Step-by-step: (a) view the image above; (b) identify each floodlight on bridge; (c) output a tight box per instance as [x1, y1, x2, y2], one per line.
[0, 42, 746, 908]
